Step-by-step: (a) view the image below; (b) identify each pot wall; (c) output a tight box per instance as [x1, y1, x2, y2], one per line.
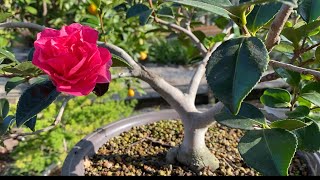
[62, 109, 320, 176]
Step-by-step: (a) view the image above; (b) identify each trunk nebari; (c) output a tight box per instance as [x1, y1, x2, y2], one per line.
[166, 119, 219, 172]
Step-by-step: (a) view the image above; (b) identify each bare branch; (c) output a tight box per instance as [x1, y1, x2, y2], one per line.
[3, 96, 71, 140]
[0, 22, 45, 31]
[269, 60, 320, 80]
[187, 43, 221, 102]
[112, 71, 133, 80]
[98, 42, 141, 72]
[197, 102, 224, 127]
[265, 5, 293, 51]
[139, 66, 193, 114]
[187, 26, 233, 102]
[259, 72, 279, 83]
[154, 17, 208, 55]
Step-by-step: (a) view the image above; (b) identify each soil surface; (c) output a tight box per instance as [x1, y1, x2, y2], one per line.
[85, 119, 308, 176]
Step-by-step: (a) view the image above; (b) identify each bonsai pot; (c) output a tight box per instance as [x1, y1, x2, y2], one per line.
[61, 109, 320, 176]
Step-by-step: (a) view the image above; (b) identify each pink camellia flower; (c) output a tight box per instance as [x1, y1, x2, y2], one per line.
[32, 23, 112, 96]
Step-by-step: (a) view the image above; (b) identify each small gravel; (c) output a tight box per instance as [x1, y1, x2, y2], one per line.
[85, 120, 308, 176]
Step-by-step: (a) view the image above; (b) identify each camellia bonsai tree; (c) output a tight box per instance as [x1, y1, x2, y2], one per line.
[1, 0, 320, 176]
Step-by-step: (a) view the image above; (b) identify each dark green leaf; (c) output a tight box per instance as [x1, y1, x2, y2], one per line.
[5, 77, 26, 94]
[294, 119, 320, 152]
[239, 0, 297, 7]
[274, 42, 294, 53]
[27, 47, 35, 61]
[316, 46, 320, 61]
[111, 54, 132, 68]
[282, 27, 301, 48]
[126, 4, 150, 18]
[275, 68, 301, 87]
[270, 119, 309, 130]
[0, 48, 18, 63]
[3, 61, 43, 77]
[246, 2, 281, 34]
[297, 97, 312, 108]
[286, 106, 310, 118]
[16, 80, 60, 127]
[203, 33, 226, 49]
[226, 0, 297, 20]
[308, 108, 320, 122]
[0, 13, 11, 23]
[0, 115, 15, 136]
[193, 31, 207, 43]
[206, 37, 269, 114]
[25, 116, 37, 132]
[298, 0, 320, 23]
[126, 4, 152, 25]
[260, 88, 291, 108]
[168, 0, 231, 18]
[157, 6, 174, 18]
[0, 98, 9, 119]
[139, 9, 153, 25]
[297, 19, 320, 37]
[300, 82, 320, 106]
[25, 6, 38, 15]
[239, 129, 297, 176]
[215, 102, 266, 130]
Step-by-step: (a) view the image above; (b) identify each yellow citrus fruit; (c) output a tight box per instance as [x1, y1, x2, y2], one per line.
[128, 88, 135, 97]
[138, 39, 144, 45]
[88, 3, 98, 15]
[139, 51, 148, 61]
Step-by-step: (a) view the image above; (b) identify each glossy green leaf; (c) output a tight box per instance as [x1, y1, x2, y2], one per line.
[275, 68, 301, 87]
[286, 106, 310, 118]
[126, 4, 153, 25]
[308, 108, 320, 122]
[297, 19, 320, 37]
[226, 0, 297, 21]
[298, 0, 320, 23]
[270, 119, 309, 130]
[300, 82, 320, 106]
[206, 37, 269, 114]
[282, 27, 301, 48]
[25, 6, 38, 15]
[246, 3, 281, 34]
[0, 115, 15, 136]
[215, 102, 266, 130]
[111, 54, 132, 68]
[27, 47, 35, 61]
[274, 42, 294, 53]
[3, 61, 43, 77]
[0, 48, 19, 63]
[16, 80, 60, 127]
[260, 88, 291, 108]
[239, 129, 297, 176]
[25, 115, 37, 132]
[295, 118, 320, 152]
[5, 77, 27, 94]
[297, 97, 312, 108]
[168, 0, 231, 18]
[203, 33, 226, 49]
[0, 13, 11, 23]
[157, 6, 174, 18]
[0, 98, 9, 119]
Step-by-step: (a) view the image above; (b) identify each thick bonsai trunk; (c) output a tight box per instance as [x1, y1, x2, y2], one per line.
[166, 118, 219, 172]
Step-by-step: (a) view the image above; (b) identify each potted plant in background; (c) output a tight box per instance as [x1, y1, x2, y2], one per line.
[1, 0, 320, 176]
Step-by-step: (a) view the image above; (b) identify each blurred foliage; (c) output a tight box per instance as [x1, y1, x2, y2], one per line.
[148, 36, 201, 65]
[4, 78, 137, 175]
